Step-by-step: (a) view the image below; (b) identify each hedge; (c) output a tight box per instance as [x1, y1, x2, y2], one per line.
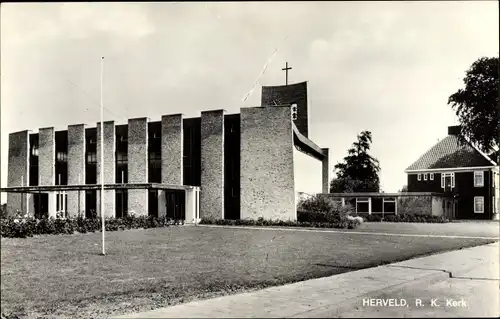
[0, 215, 173, 238]
[356, 213, 449, 223]
[199, 216, 362, 229]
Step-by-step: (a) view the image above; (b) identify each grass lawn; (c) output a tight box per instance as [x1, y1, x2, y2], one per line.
[1, 225, 496, 318]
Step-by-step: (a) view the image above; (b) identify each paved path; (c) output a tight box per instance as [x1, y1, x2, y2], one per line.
[114, 241, 499, 318]
[197, 223, 499, 240]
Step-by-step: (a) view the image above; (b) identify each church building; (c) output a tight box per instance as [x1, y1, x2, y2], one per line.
[2, 81, 330, 222]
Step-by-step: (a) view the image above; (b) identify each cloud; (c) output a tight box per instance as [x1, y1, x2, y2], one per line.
[58, 3, 156, 38]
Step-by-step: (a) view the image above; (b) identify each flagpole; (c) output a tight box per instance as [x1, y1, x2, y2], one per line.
[100, 56, 106, 256]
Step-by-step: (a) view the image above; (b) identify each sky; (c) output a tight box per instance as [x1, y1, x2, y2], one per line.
[1, 1, 499, 202]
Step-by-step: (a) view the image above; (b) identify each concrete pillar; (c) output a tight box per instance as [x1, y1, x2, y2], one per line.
[97, 121, 115, 218]
[185, 187, 200, 224]
[67, 124, 86, 217]
[128, 118, 148, 216]
[158, 190, 166, 218]
[321, 148, 329, 194]
[7, 130, 30, 215]
[240, 106, 296, 221]
[161, 114, 183, 185]
[200, 110, 225, 220]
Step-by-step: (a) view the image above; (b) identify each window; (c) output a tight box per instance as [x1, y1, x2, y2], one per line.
[474, 196, 484, 213]
[356, 197, 370, 214]
[417, 174, 422, 181]
[430, 173, 434, 180]
[86, 152, 97, 164]
[424, 173, 428, 181]
[382, 197, 396, 213]
[493, 196, 496, 214]
[474, 171, 484, 187]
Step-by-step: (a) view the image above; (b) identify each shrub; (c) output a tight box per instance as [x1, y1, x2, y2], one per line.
[0, 214, 171, 238]
[297, 194, 353, 224]
[361, 213, 449, 223]
[199, 216, 361, 230]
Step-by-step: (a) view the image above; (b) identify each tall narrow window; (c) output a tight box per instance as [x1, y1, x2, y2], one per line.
[424, 173, 428, 181]
[148, 122, 161, 183]
[430, 173, 434, 180]
[474, 196, 484, 213]
[115, 126, 128, 184]
[474, 171, 484, 187]
[417, 174, 422, 181]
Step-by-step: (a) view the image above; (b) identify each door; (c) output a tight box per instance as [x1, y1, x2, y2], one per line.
[115, 190, 128, 218]
[85, 190, 97, 218]
[34, 193, 49, 219]
[148, 190, 158, 218]
[165, 190, 185, 221]
[454, 200, 458, 219]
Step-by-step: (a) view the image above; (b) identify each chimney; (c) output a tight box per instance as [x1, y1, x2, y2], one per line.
[448, 125, 461, 135]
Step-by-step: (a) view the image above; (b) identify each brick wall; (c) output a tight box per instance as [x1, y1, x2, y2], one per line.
[38, 127, 55, 186]
[321, 148, 329, 194]
[128, 118, 148, 216]
[7, 130, 30, 214]
[161, 114, 183, 185]
[240, 106, 296, 221]
[67, 124, 86, 217]
[200, 110, 225, 219]
[39, 127, 56, 217]
[96, 121, 115, 217]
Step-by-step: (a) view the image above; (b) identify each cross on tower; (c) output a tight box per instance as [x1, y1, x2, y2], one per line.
[282, 62, 292, 85]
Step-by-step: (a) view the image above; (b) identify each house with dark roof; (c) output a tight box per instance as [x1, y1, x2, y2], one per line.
[405, 125, 499, 220]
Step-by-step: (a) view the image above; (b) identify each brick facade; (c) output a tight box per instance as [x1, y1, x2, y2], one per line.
[128, 118, 149, 216]
[38, 127, 56, 217]
[67, 124, 86, 217]
[96, 121, 115, 217]
[161, 114, 183, 185]
[7, 130, 30, 214]
[200, 110, 225, 219]
[321, 148, 329, 194]
[240, 106, 296, 221]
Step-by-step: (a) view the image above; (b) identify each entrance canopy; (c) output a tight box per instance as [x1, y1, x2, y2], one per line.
[0, 183, 199, 193]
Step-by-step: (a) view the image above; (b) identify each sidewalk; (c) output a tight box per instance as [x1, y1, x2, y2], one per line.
[114, 242, 499, 318]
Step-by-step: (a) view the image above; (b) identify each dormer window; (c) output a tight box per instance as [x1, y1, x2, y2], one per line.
[474, 171, 484, 187]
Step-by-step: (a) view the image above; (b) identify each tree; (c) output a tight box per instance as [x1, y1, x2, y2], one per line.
[448, 57, 499, 156]
[329, 131, 381, 193]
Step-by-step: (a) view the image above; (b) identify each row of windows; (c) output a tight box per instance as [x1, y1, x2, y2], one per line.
[417, 173, 435, 181]
[417, 171, 485, 188]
